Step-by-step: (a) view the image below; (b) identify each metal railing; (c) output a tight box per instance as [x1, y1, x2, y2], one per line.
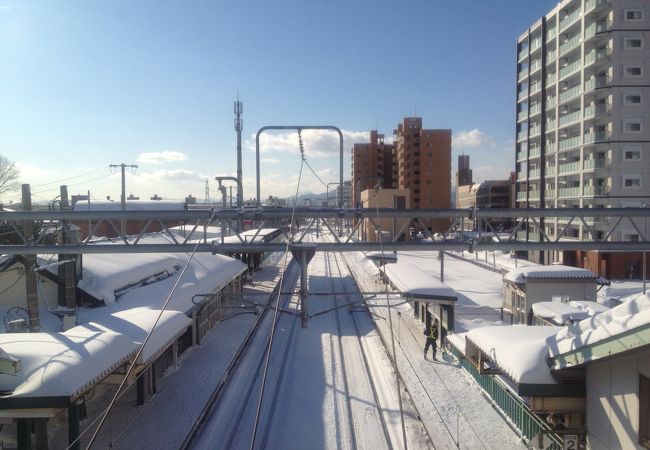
[560, 9, 581, 32]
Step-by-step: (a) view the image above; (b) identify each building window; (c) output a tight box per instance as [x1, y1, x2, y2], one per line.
[623, 121, 643, 133]
[622, 175, 642, 189]
[625, 10, 644, 21]
[641, 374, 650, 448]
[624, 37, 644, 49]
[624, 65, 643, 78]
[624, 93, 642, 105]
[623, 148, 642, 161]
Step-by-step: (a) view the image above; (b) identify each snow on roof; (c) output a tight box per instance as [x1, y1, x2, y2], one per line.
[567, 300, 609, 316]
[531, 302, 591, 325]
[381, 257, 457, 301]
[466, 325, 561, 384]
[73, 200, 186, 211]
[548, 294, 650, 358]
[222, 228, 281, 244]
[503, 265, 596, 284]
[0, 232, 247, 401]
[0, 330, 137, 399]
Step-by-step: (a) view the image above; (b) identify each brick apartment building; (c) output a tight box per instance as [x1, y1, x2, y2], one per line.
[351, 130, 396, 206]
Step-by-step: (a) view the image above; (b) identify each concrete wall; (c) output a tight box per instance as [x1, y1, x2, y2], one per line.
[360, 188, 410, 242]
[586, 348, 650, 450]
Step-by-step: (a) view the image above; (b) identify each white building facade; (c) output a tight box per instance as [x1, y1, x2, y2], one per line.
[515, 0, 650, 270]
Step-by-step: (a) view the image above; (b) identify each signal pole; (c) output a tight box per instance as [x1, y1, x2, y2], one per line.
[234, 94, 243, 208]
[110, 163, 138, 236]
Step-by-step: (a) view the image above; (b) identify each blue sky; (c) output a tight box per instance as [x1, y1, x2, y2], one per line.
[0, 0, 557, 204]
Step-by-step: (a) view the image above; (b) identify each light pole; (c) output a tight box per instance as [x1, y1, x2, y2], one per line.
[215, 176, 243, 241]
[326, 182, 340, 208]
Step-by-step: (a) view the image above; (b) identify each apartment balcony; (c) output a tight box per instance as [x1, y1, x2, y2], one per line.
[596, 20, 612, 34]
[529, 168, 541, 179]
[518, 69, 529, 82]
[559, 110, 581, 127]
[530, 83, 542, 96]
[559, 34, 582, 56]
[530, 60, 542, 74]
[518, 48, 528, 62]
[517, 171, 526, 180]
[559, 59, 581, 79]
[529, 146, 541, 158]
[516, 150, 527, 161]
[529, 126, 541, 137]
[517, 130, 528, 142]
[584, 130, 610, 144]
[517, 110, 528, 122]
[583, 185, 610, 196]
[546, 119, 557, 130]
[546, 72, 557, 85]
[530, 38, 542, 53]
[546, 50, 557, 62]
[583, 104, 595, 119]
[584, 77, 596, 92]
[546, 96, 557, 109]
[558, 160, 581, 174]
[558, 186, 581, 197]
[546, 189, 556, 198]
[529, 103, 541, 117]
[516, 191, 528, 200]
[558, 85, 581, 103]
[560, 9, 582, 32]
[547, 27, 557, 42]
[585, 0, 610, 14]
[517, 91, 528, 102]
[595, 103, 611, 115]
[545, 142, 557, 154]
[546, 166, 557, 176]
[559, 135, 581, 150]
[583, 159, 607, 170]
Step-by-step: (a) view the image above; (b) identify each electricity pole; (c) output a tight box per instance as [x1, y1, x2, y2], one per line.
[110, 163, 138, 236]
[234, 94, 243, 208]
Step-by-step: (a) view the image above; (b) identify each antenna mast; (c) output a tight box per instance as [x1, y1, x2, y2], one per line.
[234, 93, 243, 208]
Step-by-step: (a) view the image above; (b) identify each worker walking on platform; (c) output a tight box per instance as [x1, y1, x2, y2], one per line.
[423, 319, 439, 359]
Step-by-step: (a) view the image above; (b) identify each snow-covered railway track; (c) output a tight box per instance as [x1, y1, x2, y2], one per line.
[183, 259, 301, 450]
[324, 250, 395, 450]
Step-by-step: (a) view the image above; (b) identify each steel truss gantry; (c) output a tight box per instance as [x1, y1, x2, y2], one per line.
[1, 207, 650, 254]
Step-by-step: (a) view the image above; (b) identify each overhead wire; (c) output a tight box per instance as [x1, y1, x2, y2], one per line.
[372, 186, 409, 450]
[79, 207, 221, 450]
[249, 130, 306, 450]
[30, 169, 105, 188]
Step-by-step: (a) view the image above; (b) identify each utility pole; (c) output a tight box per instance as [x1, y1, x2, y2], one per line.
[234, 94, 243, 209]
[22, 184, 40, 331]
[109, 163, 138, 236]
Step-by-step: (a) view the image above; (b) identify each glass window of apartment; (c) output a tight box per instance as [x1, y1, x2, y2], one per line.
[624, 93, 642, 105]
[641, 374, 650, 448]
[624, 10, 644, 21]
[623, 147, 642, 161]
[624, 37, 644, 49]
[622, 175, 642, 189]
[624, 65, 643, 78]
[623, 120, 643, 133]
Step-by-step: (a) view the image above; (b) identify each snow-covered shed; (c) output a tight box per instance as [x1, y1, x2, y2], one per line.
[502, 265, 597, 325]
[531, 302, 592, 326]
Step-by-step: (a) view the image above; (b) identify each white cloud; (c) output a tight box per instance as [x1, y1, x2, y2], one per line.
[246, 129, 370, 159]
[453, 129, 495, 149]
[137, 151, 188, 164]
[261, 158, 280, 164]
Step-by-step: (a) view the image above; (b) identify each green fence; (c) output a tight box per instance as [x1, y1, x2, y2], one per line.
[445, 341, 562, 449]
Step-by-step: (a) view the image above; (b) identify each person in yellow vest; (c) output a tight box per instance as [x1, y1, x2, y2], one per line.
[423, 319, 439, 360]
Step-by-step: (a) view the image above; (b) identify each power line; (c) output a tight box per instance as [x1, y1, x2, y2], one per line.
[30, 169, 105, 188]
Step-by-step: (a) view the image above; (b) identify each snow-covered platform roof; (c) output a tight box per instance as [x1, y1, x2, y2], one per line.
[379, 255, 456, 303]
[222, 228, 282, 244]
[503, 265, 596, 284]
[0, 232, 247, 408]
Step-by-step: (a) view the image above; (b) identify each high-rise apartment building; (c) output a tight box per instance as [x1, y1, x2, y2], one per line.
[394, 117, 451, 232]
[351, 130, 395, 206]
[515, 0, 649, 276]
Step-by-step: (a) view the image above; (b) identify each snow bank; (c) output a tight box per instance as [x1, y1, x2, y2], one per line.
[548, 294, 650, 357]
[567, 300, 609, 316]
[531, 302, 590, 325]
[466, 325, 561, 384]
[503, 265, 596, 284]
